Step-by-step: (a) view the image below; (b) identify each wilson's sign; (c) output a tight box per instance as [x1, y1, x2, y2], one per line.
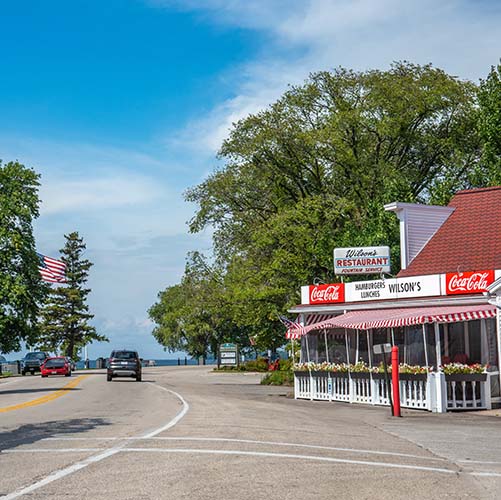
[334, 246, 391, 275]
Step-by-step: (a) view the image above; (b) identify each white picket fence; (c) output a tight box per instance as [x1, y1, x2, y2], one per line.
[294, 371, 492, 412]
[445, 375, 491, 410]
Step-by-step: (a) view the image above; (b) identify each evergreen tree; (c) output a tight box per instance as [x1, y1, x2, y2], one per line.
[39, 232, 107, 358]
[0, 160, 47, 353]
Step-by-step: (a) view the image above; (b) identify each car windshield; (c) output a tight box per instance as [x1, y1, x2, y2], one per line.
[26, 352, 46, 360]
[45, 359, 66, 368]
[112, 351, 137, 360]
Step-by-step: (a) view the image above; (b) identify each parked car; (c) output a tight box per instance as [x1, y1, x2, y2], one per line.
[65, 357, 77, 371]
[41, 357, 72, 377]
[21, 351, 49, 375]
[107, 350, 142, 382]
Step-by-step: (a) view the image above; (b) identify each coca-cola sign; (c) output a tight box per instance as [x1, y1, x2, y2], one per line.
[309, 283, 345, 304]
[445, 270, 495, 295]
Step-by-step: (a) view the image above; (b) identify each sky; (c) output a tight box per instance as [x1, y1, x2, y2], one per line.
[1, 0, 500, 359]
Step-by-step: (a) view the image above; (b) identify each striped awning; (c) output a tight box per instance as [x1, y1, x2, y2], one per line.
[285, 314, 335, 340]
[291, 304, 497, 335]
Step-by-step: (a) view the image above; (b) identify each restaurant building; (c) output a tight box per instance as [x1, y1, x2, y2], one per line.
[288, 186, 501, 412]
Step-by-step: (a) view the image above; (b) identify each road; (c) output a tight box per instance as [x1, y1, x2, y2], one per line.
[1, 366, 501, 499]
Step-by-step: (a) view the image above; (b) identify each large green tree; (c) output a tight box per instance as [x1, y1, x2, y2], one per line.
[476, 62, 501, 185]
[0, 160, 47, 353]
[182, 63, 481, 348]
[149, 252, 249, 359]
[38, 232, 107, 358]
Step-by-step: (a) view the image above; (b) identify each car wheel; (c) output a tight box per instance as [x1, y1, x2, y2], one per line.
[41, 375, 48, 378]
[107, 374, 112, 382]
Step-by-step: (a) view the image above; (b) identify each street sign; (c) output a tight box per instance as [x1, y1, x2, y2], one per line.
[373, 343, 392, 354]
[219, 343, 239, 367]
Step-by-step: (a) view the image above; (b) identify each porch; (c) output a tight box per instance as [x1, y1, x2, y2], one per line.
[293, 305, 499, 412]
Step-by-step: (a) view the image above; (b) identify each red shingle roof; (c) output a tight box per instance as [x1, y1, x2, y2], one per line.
[398, 186, 501, 277]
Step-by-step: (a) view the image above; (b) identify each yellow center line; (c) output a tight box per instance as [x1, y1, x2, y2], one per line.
[0, 375, 89, 413]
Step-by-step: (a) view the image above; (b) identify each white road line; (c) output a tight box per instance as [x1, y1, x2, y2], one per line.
[457, 459, 501, 465]
[6, 446, 501, 478]
[142, 384, 189, 438]
[42, 436, 445, 462]
[122, 447, 460, 475]
[2, 449, 103, 453]
[1, 382, 189, 499]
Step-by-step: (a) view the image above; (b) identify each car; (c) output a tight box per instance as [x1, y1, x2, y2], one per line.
[21, 351, 49, 375]
[65, 357, 77, 371]
[107, 350, 142, 382]
[40, 356, 72, 377]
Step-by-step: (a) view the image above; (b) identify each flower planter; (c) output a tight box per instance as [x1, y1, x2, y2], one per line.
[348, 372, 372, 379]
[330, 372, 350, 378]
[294, 371, 310, 377]
[399, 373, 428, 381]
[444, 373, 487, 382]
[310, 371, 329, 377]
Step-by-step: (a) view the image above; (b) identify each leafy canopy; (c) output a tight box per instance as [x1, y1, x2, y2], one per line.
[0, 160, 47, 353]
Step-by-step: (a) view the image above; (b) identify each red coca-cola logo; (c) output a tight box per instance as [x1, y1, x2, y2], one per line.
[309, 283, 345, 304]
[445, 270, 494, 295]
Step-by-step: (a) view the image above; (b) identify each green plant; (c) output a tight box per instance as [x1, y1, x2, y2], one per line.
[261, 370, 294, 386]
[441, 363, 486, 375]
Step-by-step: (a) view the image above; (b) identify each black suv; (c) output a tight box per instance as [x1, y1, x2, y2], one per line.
[22, 351, 49, 375]
[107, 350, 141, 382]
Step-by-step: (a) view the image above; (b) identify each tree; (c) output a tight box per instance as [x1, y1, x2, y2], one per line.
[149, 252, 248, 359]
[0, 160, 47, 353]
[184, 62, 480, 348]
[38, 232, 107, 358]
[476, 62, 501, 185]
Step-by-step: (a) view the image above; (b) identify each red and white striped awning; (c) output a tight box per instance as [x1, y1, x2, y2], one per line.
[291, 304, 497, 336]
[285, 314, 335, 340]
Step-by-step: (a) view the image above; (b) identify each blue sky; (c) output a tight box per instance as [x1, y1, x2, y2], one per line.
[1, 0, 500, 359]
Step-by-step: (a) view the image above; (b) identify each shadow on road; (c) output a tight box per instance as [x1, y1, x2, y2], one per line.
[0, 418, 112, 451]
[0, 387, 81, 395]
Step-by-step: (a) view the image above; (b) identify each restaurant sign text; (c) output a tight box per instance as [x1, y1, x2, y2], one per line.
[334, 246, 391, 275]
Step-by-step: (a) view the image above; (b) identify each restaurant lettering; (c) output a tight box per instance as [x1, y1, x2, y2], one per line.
[445, 270, 494, 295]
[345, 275, 441, 302]
[334, 246, 391, 275]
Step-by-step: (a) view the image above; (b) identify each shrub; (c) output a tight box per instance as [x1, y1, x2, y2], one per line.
[261, 370, 294, 386]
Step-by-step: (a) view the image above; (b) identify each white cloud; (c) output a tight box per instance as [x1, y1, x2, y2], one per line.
[156, 0, 501, 155]
[39, 175, 163, 215]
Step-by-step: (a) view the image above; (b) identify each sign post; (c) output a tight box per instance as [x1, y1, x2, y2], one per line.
[391, 346, 401, 417]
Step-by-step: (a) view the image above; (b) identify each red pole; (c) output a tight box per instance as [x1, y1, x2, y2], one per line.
[391, 346, 401, 417]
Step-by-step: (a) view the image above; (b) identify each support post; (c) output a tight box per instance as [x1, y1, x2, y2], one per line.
[324, 329, 330, 363]
[422, 324, 429, 369]
[392, 346, 401, 417]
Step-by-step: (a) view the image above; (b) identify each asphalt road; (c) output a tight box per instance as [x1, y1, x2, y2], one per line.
[1, 366, 501, 499]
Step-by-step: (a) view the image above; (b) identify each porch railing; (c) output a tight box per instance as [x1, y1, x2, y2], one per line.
[294, 371, 492, 412]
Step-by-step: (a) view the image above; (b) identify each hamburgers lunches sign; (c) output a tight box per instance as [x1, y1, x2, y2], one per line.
[334, 246, 391, 275]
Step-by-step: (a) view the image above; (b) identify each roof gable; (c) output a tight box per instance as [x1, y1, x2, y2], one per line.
[398, 186, 501, 277]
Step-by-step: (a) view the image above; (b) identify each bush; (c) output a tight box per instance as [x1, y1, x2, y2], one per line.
[261, 370, 294, 386]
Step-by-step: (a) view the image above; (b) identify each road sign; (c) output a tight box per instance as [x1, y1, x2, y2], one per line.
[373, 343, 392, 354]
[219, 343, 239, 367]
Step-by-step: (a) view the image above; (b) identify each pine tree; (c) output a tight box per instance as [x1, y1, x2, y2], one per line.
[39, 232, 107, 358]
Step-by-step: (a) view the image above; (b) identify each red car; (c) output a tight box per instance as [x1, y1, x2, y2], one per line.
[41, 357, 72, 377]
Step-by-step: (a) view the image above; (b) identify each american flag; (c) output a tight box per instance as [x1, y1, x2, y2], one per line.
[37, 253, 67, 283]
[278, 315, 305, 339]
